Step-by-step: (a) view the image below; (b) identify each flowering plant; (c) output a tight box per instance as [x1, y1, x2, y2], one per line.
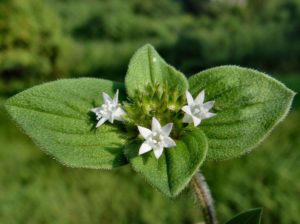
[5, 44, 295, 223]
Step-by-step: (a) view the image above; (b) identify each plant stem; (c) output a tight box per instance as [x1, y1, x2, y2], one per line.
[192, 171, 218, 224]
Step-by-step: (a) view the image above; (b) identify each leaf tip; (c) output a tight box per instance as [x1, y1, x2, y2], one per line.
[143, 43, 155, 49]
[226, 207, 263, 224]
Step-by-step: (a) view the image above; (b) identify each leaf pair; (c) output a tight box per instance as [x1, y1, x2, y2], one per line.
[5, 44, 295, 197]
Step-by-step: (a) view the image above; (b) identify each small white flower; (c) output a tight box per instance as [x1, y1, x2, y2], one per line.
[138, 117, 176, 159]
[91, 90, 126, 127]
[182, 90, 216, 127]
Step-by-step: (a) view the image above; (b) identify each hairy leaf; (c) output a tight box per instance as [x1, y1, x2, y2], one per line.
[226, 208, 263, 224]
[125, 44, 188, 98]
[5, 78, 128, 169]
[189, 66, 295, 160]
[124, 129, 207, 197]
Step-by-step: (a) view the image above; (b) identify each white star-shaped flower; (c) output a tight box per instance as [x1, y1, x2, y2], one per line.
[138, 117, 176, 159]
[91, 90, 126, 127]
[182, 90, 216, 127]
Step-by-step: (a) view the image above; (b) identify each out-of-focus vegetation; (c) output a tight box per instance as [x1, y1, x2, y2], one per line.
[1, 0, 300, 94]
[0, 0, 75, 95]
[0, 0, 299, 223]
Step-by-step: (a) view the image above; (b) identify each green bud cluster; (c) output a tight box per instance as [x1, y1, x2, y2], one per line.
[123, 83, 187, 139]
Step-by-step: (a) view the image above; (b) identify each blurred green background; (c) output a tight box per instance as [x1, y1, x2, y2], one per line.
[0, 0, 299, 223]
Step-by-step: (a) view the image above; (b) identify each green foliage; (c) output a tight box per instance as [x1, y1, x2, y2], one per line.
[203, 111, 300, 224]
[169, 0, 300, 74]
[226, 208, 263, 224]
[0, 0, 74, 94]
[0, 108, 202, 224]
[45, 0, 300, 78]
[51, 0, 181, 42]
[0, 0, 299, 222]
[125, 44, 188, 98]
[5, 78, 128, 169]
[189, 66, 295, 160]
[1, 0, 300, 96]
[5, 46, 294, 198]
[69, 41, 143, 82]
[1, 103, 299, 224]
[125, 129, 207, 197]
[0, 0, 300, 96]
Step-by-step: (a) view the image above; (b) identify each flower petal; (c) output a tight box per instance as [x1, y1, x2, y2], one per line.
[113, 89, 119, 105]
[139, 142, 152, 155]
[203, 100, 215, 111]
[152, 117, 161, 132]
[181, 105, 192, 115]
[91, 107, 101, 113]
[203, 112, 216, 119]
[186, 91, 194, 105]
[114, 107, 126, 121]
[195, 90, 205, 105]
[163, 137, 176, 148]
[192, 116, 201, 127]
[138, 126, 152, 139]
[102, 92, 112, 104]
[182, 113, 193, 123]
[108, 114, 114, 123]
[96, 117, 107, 127]
[161, 123, 173, 136]
[153, 146, 164, 159]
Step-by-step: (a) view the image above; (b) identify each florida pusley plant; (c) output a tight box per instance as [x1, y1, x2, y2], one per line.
[5, 44, 295, 224]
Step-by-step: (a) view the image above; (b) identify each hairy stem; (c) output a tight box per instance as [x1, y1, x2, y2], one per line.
[192, 171, 218, 224]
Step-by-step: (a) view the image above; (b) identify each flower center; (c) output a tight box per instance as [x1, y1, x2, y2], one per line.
[151, 131, 164, 143]
[191, 104, 206, 117]
[123, 83, 187, 139]
[103, 103, 117, 113]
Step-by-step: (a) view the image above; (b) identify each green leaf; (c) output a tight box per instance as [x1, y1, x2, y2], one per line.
[189, 66, 295, 160]
[226, 208, 263, 224]
[124, 129, 208, 197]
[125, 44, 188, 98]
[5, 78, 128, 169]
